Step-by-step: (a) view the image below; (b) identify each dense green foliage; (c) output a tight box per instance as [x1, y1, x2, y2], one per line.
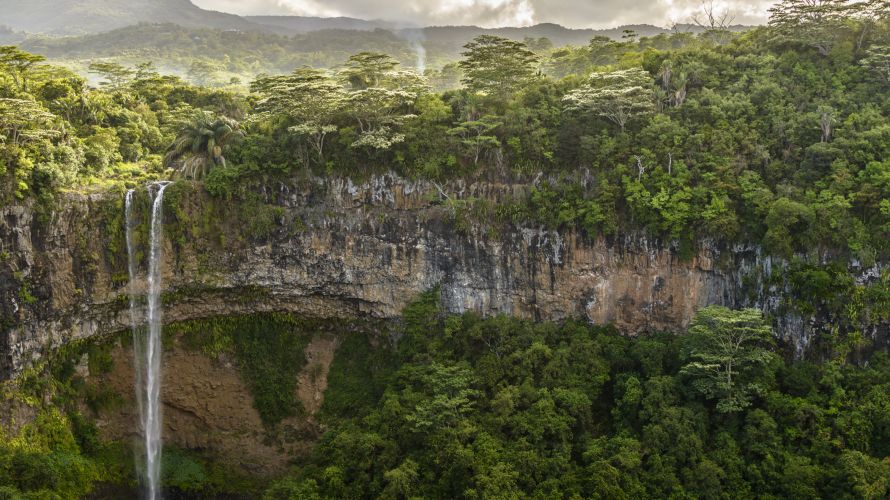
[233, 5, 889, 261]
[264, 292, 890, 499]
[0, 340, 137, 498]
[0, 45, 245, 206]
[4, 5, 890, 262]
[1, 300, 888, 498]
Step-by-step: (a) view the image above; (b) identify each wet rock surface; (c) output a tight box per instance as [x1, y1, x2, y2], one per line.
[1, 174, 887, 378]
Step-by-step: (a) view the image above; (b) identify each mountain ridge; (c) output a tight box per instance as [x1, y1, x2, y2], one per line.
[2, 0, 743, 40]
[0, 0, 264, 35]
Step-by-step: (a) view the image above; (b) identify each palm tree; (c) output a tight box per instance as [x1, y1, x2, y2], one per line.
[164, 110, 243, 179]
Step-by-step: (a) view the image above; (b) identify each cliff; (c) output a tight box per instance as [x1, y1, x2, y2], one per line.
[1, 174, 887, 378]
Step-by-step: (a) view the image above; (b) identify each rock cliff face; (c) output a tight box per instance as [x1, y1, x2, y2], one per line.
[0, 174, 886, 378]
[83, 331, 339, 475]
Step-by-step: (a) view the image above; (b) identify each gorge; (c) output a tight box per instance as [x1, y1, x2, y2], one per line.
[2, 4, 890, 494]
[3, 175, 888, 383]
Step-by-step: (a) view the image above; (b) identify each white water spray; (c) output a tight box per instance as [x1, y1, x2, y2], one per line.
[145, 181, 170, 500]
[127, 182, 171, 499]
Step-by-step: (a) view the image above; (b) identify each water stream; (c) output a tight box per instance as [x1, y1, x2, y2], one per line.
[126, 182, 171, 500]
[124, 189, 145, 440]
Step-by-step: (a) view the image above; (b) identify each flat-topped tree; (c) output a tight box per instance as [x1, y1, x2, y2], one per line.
[88, 61, 135, 89]
[681, 306, 776, 413]
[459, 35, 539, 97]
[346, 87, 417, 150]
[447, 115, 502, 165]
[341, 52, 400, 90]
[0, 45, 46, 92]
[862, 45, 890, 83]
[252, 68, 346, 165]
[767, 0, 868, 55]
[0, 98, 59, 147]
[563, 68, 655, 132]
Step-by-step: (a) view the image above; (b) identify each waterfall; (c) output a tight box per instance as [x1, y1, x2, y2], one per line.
[124, 190, 145, 440]
[126, 182, 171, 500]
[145, 181, 170, 500]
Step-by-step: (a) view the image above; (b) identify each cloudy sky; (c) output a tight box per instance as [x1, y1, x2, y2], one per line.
[191, 0, 778, 29]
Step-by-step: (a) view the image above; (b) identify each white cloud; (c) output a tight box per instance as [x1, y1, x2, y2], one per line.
[193, 0, 777, 28]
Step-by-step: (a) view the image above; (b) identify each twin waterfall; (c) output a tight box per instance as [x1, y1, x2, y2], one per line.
[125, 182, 171, 500]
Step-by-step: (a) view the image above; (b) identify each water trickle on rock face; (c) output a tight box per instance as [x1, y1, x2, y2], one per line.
[126, 182, 171, 500]
[124, 189, 145, 445]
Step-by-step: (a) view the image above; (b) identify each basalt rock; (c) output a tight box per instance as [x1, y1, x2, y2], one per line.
[0, 174, 887, 378]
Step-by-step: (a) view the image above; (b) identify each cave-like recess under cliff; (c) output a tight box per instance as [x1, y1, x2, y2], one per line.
[1, 173, 888, 378]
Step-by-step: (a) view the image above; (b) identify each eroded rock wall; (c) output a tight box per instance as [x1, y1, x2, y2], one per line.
[0, 174, 885, 378]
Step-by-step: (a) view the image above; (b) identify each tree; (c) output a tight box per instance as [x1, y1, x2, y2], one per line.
[768, 0, 853, 56]
[0, 98, 59, 147]
[692, 0, 736, 45]
[346, 87, 417, 150]
[588, 36, 624, 66]
[381, 459, 419, 499]
[252, 69, 345, 165]
[0, 46, 46, 92]
[839, 450, 890, 499]
[164, 109, 243, 179]
[523, 36, 554, 52]
[459, 35, 539, 96]
[87, 61, 134, 89]
[187, 60, 220, 87]
[681, 306, 776, 412]
[817, 104, 835, 142]
[848, 0, 890, 50]
[397, 362, 479, 432]
[427, 62, 463, 92]
[563, 68, 655, 131]
[340, 52, 400, 90]
[448, 115, 502, 165]
[383, 70, 430, 95]
[622, 29, 639, 43]
[134, 61, 159, 80]
[861, 45, 890, 84]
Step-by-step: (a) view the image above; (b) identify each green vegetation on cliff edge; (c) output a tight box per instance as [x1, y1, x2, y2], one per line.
[1, 0, 889, 261]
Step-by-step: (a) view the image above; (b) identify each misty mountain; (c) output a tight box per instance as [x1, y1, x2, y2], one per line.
[416, 23, 675, 48]
[5, 0, 752, 79]
[246, 15, 400, 33]
[0, 0, 264, 35]
[1, 0, 707, 42]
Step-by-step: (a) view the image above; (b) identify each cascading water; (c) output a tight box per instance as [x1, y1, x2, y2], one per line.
[145, 181, 170, 500]
[126, 182, 171, 500]
[124, 190, 145, 438]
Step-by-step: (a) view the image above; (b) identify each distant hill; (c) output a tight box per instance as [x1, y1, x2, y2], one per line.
[0, 0, 266, 35]
[7, 0, 752, 80]
[20, 24, 420, 77]
[0, 0, 734, 42]
[417, 23, 669, 46]
[246, 15, 398, 33]
[0, 25, 25, 45]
